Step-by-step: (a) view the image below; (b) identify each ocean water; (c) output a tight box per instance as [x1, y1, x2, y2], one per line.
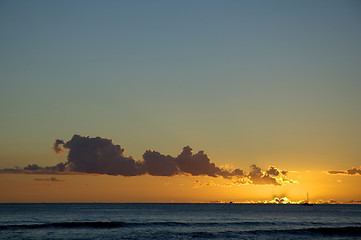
[0, 203, 360, 239]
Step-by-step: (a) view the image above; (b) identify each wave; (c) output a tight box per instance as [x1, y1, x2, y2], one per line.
[0, 221, 189, 230]
[0, 220, 283, 230]
[247, 226, 361, 236]
[1, 221, 360, 236]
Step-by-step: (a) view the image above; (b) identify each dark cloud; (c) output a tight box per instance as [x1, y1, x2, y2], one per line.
[0, 134, 294, 186]
[34, 177, 62, 182]
[53, 139, 65, 154]
[45, 162, 67, 172]
[195, 165, 292, 187]
[24, 164, 41, 171]
[347, 168, 361, 175]
[248, 165, 280, 186]
[143, 146, 245, 178]
[231, 168, 245, 176]
[327, 167, 361, 176]
[176, 146, 220, 177]
[56, 135, 246, 178]
[0, 168, 24, 174]
[327, 170, 347, 175]
[0, 163, 67, 175]
[266, 166, 280, 176]
[143, 150, 178, 176]
[62, 135, 145, 176]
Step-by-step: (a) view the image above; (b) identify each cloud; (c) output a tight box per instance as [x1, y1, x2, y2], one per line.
[0, 168, 24, 174]
[192, 180, 235, 188]
[327, 167, 361, 176]
[55, 135, 246, 178]
[347, 168, 361, 175]
[245, 165, 295, 186]
[266, 166, 287, 176]
[177, 146, 220, 177]
[249, 165, 280, 185]
[34, 177, 62, 182]
[0, 134, 294, 186]
[143, 150, 178, 176]
[24, 164, 41, 171]
[327, 170, 347, 174]
[61, 135, 145, 176]
[144, 146, 245, 178]
[53, 139, 65, 154]
[194, 165, 294, 187]
[266, 197, 292, 204]
[0, 163, 67, 175]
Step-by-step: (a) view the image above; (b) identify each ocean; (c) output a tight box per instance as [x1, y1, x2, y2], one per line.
[0, 203, 360, 239]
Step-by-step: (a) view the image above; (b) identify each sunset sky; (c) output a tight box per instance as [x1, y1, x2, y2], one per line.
[1, 0, 361, 203]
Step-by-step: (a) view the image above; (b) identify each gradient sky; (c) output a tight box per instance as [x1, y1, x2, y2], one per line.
[1, 0, 361, 203]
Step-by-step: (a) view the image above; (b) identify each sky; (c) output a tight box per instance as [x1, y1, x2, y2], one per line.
[0, 0, 361, 203]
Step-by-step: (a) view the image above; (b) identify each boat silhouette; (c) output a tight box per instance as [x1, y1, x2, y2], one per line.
[302, 192, 313, 206]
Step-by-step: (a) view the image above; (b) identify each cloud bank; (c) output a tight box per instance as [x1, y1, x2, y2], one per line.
[0, 134, 294, 186]
[327, 167, 361, 176]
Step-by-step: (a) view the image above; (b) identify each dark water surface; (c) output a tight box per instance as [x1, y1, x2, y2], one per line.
[0, 203, 360, 239]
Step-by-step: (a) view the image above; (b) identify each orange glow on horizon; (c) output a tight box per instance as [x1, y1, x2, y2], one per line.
[1, 169, 360, 204]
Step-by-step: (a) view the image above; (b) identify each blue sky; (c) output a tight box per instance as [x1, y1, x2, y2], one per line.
[1, 0, 360, 171]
